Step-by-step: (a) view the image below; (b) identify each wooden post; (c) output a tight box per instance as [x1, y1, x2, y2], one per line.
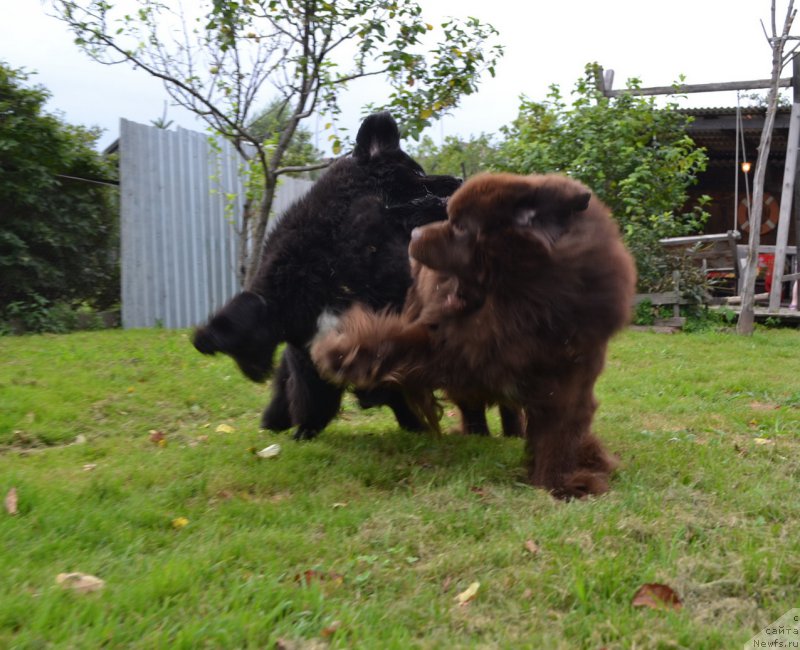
[769, 102, 800, 311]
[793, 55, 800, 308]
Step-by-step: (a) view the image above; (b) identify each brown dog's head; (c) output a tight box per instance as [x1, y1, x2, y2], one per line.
[408, 172, 592, 290]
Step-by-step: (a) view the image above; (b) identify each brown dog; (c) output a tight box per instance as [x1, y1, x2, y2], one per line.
[312, 173, 636, 499]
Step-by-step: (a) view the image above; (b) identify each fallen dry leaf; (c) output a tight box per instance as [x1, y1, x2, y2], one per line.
[524, 540, 540, 556]
[753, 437, 773, 446]
[320, 621, 342, 638]
[276, 639, 327, 650]
[631, 583, 682, 611]
[171, 517, 189, 529]
[5, 487, 18, 516]
[469, 486, 490, 501]
[215, 423, 235, 434]
[331, 502, 348, 509]
[83, 463, 97, 472]
[749, 401, 780, 411]
[294, 569, 344, 587]
[455, 581, 480, 606]
[56, 572, 105, 594]
[255, 443, 281, 458]
[148, 430, 166, 446]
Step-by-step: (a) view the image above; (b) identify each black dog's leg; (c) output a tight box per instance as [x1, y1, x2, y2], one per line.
[285, 345, 343, 441]
[261, 349, 293, 431]
[500, 405, 525, 438]
[456, 402, 490, 436]
[355, 387, 426, 432]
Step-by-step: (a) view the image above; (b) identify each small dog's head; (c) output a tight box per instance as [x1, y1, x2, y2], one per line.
[192, 291, 278, 382]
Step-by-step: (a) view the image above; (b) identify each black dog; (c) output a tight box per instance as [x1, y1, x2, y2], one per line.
[193, 112, 461, 439]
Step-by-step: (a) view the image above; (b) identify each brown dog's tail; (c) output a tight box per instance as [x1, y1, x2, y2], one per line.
[311, 304, 440, 431]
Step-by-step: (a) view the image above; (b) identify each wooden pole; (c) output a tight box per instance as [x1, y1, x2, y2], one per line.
[793, 56, 800, 308]
[737, 1, 796, 334]
[769, 102, 800, 311]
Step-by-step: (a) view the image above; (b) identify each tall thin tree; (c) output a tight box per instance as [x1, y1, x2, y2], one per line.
[738, 0, 797, 334]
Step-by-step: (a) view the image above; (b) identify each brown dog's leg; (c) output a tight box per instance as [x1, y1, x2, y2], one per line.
[524, 382, 614, 499]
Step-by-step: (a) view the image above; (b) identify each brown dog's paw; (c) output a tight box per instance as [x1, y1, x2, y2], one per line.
[554, 468, 611, 500]
[577, 433, 620, 475]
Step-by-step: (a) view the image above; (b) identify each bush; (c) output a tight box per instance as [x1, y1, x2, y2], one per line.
[0, 63, 119, 325]
[493, 63, 709, 295]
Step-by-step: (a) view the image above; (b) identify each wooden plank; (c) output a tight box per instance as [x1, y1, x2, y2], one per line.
[603, 77, 792, 98]
[633, 292, 690, 306]
[659, 232, 739, 247]
[770, 102, 800, 311]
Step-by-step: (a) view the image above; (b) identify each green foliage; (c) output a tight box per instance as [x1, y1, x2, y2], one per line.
[248, 100, 323, 173]
[0, 63, 118, 320]
[494, 64, 710, 293]
[53, 0, 504, 282]
[409, 133, 497, 178]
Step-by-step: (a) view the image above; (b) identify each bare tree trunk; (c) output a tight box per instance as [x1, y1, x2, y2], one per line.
[244, 174, 279, 289]
[738, 0, 797, 334]
[237, 197, 253, 287]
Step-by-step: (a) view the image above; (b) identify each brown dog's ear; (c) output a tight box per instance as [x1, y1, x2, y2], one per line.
[571, 191, 591, 212]
[513, 207, 538, 228]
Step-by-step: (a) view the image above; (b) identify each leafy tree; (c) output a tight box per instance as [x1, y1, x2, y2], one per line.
[52, 0, 503, 285]
[409, 133, 497, 179]
[494, 64, 709, 293]
[247, 99, 323, 173]
[0, 63, 118, 327]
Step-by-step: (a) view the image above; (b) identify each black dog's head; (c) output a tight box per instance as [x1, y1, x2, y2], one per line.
[192, 291, 278, 382]
[352, 111, 462, 202]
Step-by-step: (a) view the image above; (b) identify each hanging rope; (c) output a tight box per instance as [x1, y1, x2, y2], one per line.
[737, 97, 752, 230]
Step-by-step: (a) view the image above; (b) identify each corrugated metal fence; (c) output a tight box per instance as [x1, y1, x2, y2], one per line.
[119, 119, 313, 328]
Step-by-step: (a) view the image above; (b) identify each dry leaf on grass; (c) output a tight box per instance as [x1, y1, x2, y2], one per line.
[255, 443, 281, 458]
[5, 488, 18, 516]
[294, 569, 344, 587]
[749, 401, 780, 411]
[454, 581, 480, 606]
[56, 572, 105, 594]
[469, 486, 488, 497]
[276, 639, 327, 650]
[320, 621, 342, 638]
[215, 423, 235, 434]
[631, 583, 682, 611]
[524, 540, 540, 556]
[171, 517, 189, 529]
[148, 430, 166, 446]
[753, 438, 774, 446]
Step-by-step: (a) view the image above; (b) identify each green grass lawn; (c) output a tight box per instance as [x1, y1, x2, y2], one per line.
[1, 327, 799, 649]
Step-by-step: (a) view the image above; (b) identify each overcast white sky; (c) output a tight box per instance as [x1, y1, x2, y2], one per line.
[1, 1, 792, 152]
